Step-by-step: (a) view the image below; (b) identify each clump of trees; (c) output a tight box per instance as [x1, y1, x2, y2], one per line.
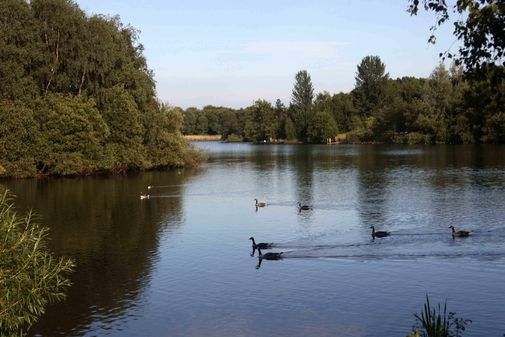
[0, 0, 200, 178]
[182, 57, 505, 144]
[0, 190, 74, 336]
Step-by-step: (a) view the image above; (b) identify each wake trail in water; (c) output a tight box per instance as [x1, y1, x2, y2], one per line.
[273, 242, 373, 249]
[281, 251, 505, 260]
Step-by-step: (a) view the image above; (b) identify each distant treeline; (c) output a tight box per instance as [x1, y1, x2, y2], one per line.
[182, 57, 505, 144]
[0, 0, 199, 178]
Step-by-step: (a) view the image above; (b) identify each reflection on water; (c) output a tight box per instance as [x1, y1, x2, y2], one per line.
[2, 143, 505, 337]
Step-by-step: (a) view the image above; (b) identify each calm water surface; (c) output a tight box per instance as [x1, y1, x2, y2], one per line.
[2, 143, 505, 337]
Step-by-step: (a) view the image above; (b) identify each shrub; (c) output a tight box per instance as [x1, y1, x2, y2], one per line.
[0, 190, 74, 336]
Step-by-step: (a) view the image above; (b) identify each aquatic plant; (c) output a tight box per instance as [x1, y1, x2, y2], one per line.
[408, 295, 471, 337]
[0, 190, 74, 336]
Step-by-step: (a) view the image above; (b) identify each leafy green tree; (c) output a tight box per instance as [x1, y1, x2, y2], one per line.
[284, 117, 297, 140]
[465, 65, 505, 142]
[144, 104, 201, 168]
[0, 190, 74, 336]
[34, 93, 109, 175]
[0, 0, 41, 101]
[182, 107, 198, 134]
[101, 85, 145, 173]
[415, 64, 454, 143]
[245, 100, 277, 143]
[0, 101, 38, 177]
[291, 70, 314, 141]
[408, 0, 505, 70]
[353, 55, 390, 117]
[195, 112, 209, 134]
[314, 91, 358, 132]
[307, 111, 339, 143]
[220, 109, 240, 139]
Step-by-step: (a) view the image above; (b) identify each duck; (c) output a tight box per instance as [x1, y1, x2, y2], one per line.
[140, 193, 150, 200]
[249, 237, 273, 250]
[297, 202, 311, 211]
[147, 185, 153, 190]
[370, 226, 390, 238]
[257, 247, 283, 260]
[254, 199, 267, 207]
[449, 225, 472, 237]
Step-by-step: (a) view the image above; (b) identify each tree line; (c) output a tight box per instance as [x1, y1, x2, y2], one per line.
[0, 0, 200, 178]
[182, 58, 505, 144]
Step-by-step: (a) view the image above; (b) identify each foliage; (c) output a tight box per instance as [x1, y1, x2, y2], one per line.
[307, 111, 339, 143]
[179, 61, 505, 145]
[408, 295, 471, 337]
[0, 0, 199, 178]
[408, 0, 505, 70]
[0, 100, 38, 177]
[34, 93, 109, 176]
[354, 55, 390, 118]
[291, 70, 314, 141]
[0, 190, 74, 336]
[245, 100, 278, 143]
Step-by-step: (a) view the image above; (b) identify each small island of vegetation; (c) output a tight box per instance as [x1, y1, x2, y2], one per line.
[0, 0, 200, 178]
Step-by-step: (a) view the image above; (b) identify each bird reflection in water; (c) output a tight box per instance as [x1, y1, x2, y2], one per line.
[255, 247, 283, 269]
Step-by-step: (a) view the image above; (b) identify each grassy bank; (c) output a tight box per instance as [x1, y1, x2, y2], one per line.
[183, 135, 222, 141]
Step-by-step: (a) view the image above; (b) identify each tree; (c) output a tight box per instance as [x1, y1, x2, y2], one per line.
[100, 85, 146, 173]
[0, 101, 38, 177]
[354, 55, 390, 117]
[0, 191, 74, 336]
[291, 70, 314, 141]
[34, 93, 109, 175]
[245, 100, 277, 143]
[307, 111, 339, 143]
[408, 0, 505, 70]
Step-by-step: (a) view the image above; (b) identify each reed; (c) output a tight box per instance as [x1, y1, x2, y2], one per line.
[408, 295, 471, 337]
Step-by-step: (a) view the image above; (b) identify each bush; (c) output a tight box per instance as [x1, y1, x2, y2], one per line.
[0, 190, 74, 336]
[225, 134, 243, 142]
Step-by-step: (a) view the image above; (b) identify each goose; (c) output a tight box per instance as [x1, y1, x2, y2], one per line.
[257, 247, 283, 260]
[140, 193, 150, 200]
[449, 226, 472, 237]
[254, 199, 267, 207]
[249, 237, 273, 249]
[298, 202, 311, 211]
[370, 226, 390, 238]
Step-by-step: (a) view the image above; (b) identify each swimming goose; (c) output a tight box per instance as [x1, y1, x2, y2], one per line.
[140, 193, 150, 200]
[449, 226, 472, 237]
[249, 237, 273, 249]
[255, 199, 267, 207]
[298, 202, 311, 211]
[370, 226, 390, 238]
[257, 247, 283, 260]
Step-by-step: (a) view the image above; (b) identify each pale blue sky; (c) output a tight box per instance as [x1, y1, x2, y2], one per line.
[77, 0, 457, 108]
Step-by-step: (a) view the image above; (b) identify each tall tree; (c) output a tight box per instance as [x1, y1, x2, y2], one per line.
[353, 55, 390, 117]
[291, 70, 314, 141]
[408, 0, 505, 70]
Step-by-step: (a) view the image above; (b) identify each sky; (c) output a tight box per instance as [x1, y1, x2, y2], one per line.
[76, 0, 457, 109]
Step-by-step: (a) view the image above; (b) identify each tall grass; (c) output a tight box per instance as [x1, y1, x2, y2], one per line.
[408, 295, 471, 337]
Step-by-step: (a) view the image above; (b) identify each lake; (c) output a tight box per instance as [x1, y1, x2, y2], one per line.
[2, 143, 505, 337]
